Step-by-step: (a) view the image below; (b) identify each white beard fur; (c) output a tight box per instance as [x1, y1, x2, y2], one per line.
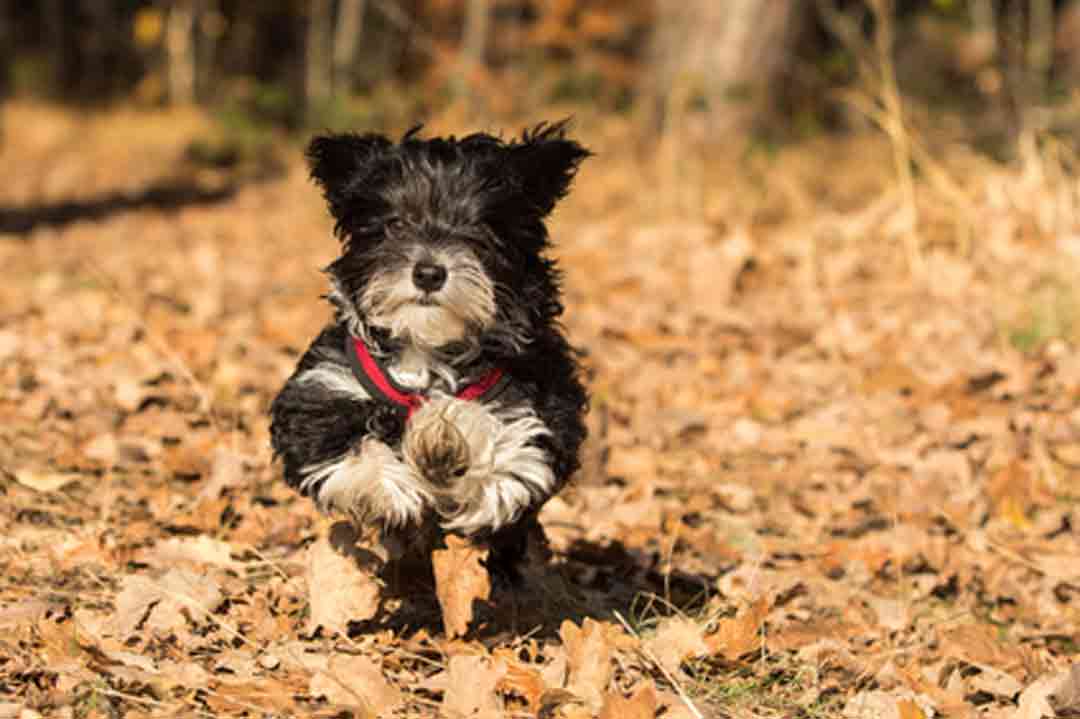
[359, 246, 496, 352]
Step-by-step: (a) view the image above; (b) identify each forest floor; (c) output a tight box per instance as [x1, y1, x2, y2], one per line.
[2, 102, 1080, 719]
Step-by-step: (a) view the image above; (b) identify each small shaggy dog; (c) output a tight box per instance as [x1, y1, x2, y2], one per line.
[270, 122, 589, 577]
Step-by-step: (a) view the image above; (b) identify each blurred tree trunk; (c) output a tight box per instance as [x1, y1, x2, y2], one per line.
[43, 0, 69, 95]
[648, 0, 806, 134]
[333, 0, 365, 95]
[83, 0, 112, 99]
[196, 2, 225, 102]
[457, 0, 490, 108]
[0, 0, 10, 99]
[306, 0, 332, 117]
[0, 0, 9, 142]
[166, 0, 198, 104]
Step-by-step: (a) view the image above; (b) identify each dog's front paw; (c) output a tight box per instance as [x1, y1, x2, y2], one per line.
[402, 396, 558, 535]
[403, 410, 471, 488]
[302, 438, 430, 528]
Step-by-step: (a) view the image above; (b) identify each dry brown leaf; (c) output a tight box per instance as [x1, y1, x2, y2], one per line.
[599, 683, 658, 719]
[197, 446, 246, 501]
[538, 689, 584, 718]
[432, 534, 491, 638]
[82, 433, 118, 466]
[705, 597, 769, 661]
[496, 661, 547, 712]
[1016, 672, 1070, 719]
[938, 624, 1020, 673]
[13, 470, 80, 493]
[645, 617, 709, 676]
[560, 618, 615, 709]
[539, 643, 569, 688]
[1035, 553, 1080, 583]
[0, 601, 49, 628]
[309, 654, 401, 714]
[895, 699, 926, 719]
[137, 535, 239, 568]
[110, 569, 222, 637]
[1050, 664, 1080, 716]
[442, 654, 506, 719]
[986, 459, 1034, 528]
[607, 445, 658, 483]
[307, 522, 382, 635]
[842, 690, 934, 719]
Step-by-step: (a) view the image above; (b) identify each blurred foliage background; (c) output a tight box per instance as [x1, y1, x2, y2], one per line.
[1, 0, 1078, 153]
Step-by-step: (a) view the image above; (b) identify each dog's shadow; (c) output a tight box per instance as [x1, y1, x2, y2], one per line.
[340, 530, 720, 641]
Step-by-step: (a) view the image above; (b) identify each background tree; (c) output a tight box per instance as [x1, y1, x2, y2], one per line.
[647, 0, 808, 135]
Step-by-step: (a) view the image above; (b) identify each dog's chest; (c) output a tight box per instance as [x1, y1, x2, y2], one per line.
[385, 347, 444, 392]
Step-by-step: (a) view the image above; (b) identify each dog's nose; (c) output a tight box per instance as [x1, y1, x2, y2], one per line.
[412, 261, 448, 292]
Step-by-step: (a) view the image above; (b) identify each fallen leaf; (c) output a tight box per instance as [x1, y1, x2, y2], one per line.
[965, 663, 1023, 699]
[432, 534, 491, 638]
[110, 570, 222, 637]
[307, 522, 382, 635]
[599, 683, 658, 719]
[987, 459, 1034, 529]
[13, 470, 80, 493]
[843, 690, 935, 719]
[560, 618, 614, 709]
[645, 617, 709, 676]
[82, 433, 118, 466]
[137, 535, 240, 568]
[197, 447, 247, 501]
[1050, 664, 1080, 715]
[538, 689, 583, 718]
[540, 639, 574, 686]
[0, 329, 19, 360]
[309, 654, 401, 714]
[896, 699, 926, 719]
[705, 597, 769, 661]
[496, 661, 547, 712]
[1016, 672, 1070, 719]
[442, 654, 506, 719]
[0, 601, 50, 628]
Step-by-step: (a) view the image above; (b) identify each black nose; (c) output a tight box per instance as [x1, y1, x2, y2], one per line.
[412, 261, 448, 292]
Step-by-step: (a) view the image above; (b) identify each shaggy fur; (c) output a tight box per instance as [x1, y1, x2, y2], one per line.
[270, 122, 589, 575]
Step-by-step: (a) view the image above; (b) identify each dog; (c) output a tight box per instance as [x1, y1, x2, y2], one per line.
[270, 121, 589, 578]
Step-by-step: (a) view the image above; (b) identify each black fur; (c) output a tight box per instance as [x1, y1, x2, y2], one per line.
[269, 122, 589, 575]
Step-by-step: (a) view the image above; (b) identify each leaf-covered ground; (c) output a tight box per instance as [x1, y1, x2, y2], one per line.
[2, 103, 1080, 718]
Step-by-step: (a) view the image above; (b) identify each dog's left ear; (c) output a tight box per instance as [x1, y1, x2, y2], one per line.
[508, 121, 591, 216]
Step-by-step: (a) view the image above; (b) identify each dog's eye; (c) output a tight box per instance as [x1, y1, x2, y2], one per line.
[385, 217, 404, 233]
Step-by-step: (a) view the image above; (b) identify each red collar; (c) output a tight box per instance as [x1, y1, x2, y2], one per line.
[345, 335, 508, 420]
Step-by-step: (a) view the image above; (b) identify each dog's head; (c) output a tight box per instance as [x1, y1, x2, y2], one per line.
[308, 121, 589, 358]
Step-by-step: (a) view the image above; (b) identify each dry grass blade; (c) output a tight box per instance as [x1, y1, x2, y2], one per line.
[613, 611, 705, 719]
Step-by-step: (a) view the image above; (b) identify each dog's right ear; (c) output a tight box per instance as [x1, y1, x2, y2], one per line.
[306, 133, 393, 193]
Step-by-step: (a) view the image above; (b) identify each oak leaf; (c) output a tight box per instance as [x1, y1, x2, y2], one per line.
[645, 617, 709, 676]
[442, 654, 506, 719]
[560, 618, 615, 709]
[307, 522, 382, 635]
[432, 534, 491, 638]
[599, 683, 658, 719]
[110, 570, 222, 637]
[705, 596, 769, 661]
[496, 661, 547, 712]
[309, 654, 402, 715]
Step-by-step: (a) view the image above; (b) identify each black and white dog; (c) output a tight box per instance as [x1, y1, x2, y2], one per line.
[270, 122, 589, 575]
